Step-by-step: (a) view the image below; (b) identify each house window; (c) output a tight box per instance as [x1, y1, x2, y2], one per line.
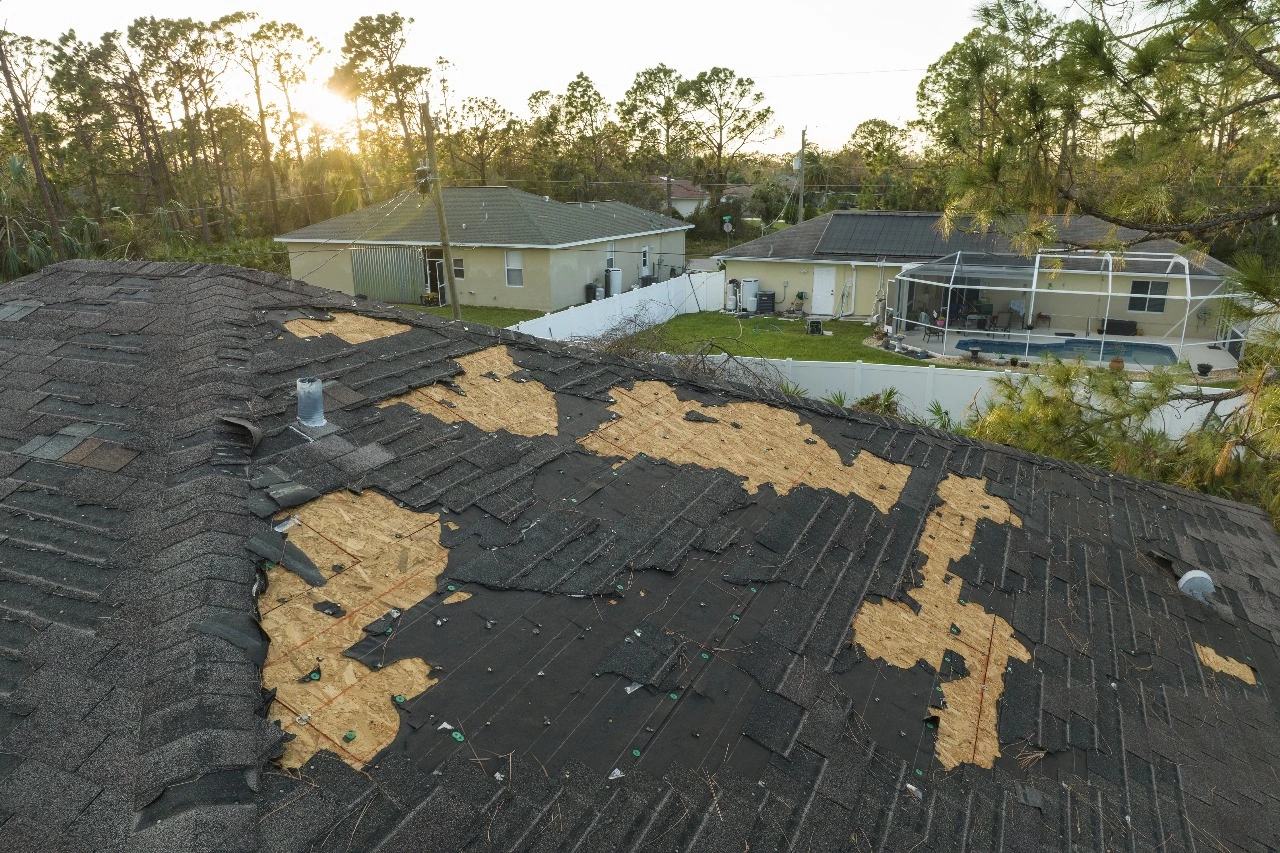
[605, 242, 615, 269]
[1128, 280, 1168, 313]
[505, 251, 523, 287]
[452, 257, 464, 279]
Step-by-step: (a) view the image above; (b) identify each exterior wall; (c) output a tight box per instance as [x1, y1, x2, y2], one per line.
[285, 231, 686, 312]
[671, 198, 703, 218]
[449, 246, 553, 312]
[722, 259, 905, 316]
[287, 244, 357, 295]
[549, 231, 688, 311]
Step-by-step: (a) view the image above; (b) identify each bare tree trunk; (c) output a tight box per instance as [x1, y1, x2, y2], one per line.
[251, 69, 280, 232]
[0, 36, 67, 261]
[178, 88, 212, 244]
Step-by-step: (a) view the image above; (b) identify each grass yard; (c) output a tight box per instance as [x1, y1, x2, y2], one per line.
[399, 304, 544, 328]
[642, 312, 927, 366]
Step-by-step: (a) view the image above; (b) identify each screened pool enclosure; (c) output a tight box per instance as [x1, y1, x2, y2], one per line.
[889, 250, 1243, 369]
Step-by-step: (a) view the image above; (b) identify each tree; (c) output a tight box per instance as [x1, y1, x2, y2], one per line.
[922, 0, 1280, 528]
[618, 64, 693, 214]
[254, 21, 322, 167]
[448, 97, 516, 185]
[336, 14, 428, 166]
[683, 68, 780, 194]
[0, 32, 66, 260]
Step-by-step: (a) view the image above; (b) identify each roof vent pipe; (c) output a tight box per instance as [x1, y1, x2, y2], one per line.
[296, 378, 326, 427]
[1177, 569, 1215, 602]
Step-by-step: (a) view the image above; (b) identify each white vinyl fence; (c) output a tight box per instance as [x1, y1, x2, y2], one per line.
[509, 271, 725, 341]
[706, 356, 1239, 440]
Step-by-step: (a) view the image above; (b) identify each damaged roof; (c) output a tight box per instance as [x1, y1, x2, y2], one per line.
[1, 260, 1278, 852]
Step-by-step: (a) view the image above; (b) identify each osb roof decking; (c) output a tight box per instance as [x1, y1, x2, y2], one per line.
[1, 259, 1278, 852]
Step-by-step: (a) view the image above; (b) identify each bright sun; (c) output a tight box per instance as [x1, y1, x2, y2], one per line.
[291, 82, 357, 134]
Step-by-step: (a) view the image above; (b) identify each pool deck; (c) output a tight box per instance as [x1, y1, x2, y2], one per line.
[899, 326, 1238, 370]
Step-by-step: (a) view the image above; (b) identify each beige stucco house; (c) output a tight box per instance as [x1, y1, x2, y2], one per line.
[715, 210, 1242, 367]
[275, 187, 690, 313]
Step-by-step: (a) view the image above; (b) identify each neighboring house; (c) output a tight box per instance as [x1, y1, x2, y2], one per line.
[276, 186, 691, 312]
[6, 259, 1280, 852]
[716, 210, 1241, 366]
[649, 175, 710, 217]
[719, 183, 753, 205]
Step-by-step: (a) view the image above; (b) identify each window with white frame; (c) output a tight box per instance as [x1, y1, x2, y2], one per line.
[505, 251, 523, 287]
[452, 257, 464, 279]
[605, 242, 615, 268]
[1128, 280, 1168, 313]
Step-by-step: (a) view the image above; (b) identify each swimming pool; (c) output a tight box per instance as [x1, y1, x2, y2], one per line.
[954, 337, 1179, 366]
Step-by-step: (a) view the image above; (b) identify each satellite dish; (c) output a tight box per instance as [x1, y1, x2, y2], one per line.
[723, 222, 734, 233]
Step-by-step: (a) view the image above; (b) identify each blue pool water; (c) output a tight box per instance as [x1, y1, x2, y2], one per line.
[955, 337, 1179, 366]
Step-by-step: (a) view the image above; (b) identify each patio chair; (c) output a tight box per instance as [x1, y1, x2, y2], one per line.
[989, 311, 1013, 338]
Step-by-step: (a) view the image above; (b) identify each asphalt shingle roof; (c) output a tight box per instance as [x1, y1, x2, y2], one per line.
[275, 186, 690, 248]
[1, 260, 1277, 852]
[719, 211, 1234, 277]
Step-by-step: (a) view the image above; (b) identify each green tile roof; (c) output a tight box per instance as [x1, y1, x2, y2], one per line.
[275, 186, 690, 248]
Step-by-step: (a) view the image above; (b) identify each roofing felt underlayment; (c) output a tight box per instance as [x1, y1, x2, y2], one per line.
[0, 260, 1278, 852]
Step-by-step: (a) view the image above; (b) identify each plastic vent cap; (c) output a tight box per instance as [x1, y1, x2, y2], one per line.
[1177, 569, 1214, 601]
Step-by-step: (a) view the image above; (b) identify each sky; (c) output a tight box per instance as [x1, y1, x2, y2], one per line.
[5, 0, 984, 154]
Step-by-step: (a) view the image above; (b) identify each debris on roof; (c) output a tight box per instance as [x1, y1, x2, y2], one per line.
[283, 312, 410, 344]
[853, 473, 1030, 769]
[1195, 642, 1258, 685]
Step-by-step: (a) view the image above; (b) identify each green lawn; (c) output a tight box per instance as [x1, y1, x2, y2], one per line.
[640, 312, 927, 366]
[399, 304, 544, 328]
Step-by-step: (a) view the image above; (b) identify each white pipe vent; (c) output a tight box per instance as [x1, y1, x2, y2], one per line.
[1177, 569, 1215, 602]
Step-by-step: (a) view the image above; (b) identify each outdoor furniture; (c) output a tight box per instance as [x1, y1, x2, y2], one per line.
[990, 311, 1013, 338]
[1098, 318, 1138, 336]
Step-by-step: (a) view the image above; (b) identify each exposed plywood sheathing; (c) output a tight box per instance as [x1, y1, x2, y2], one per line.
[378, 345, 560, 437]
[579, 380, 911, 513]
[284, 312, 410, 344]
[1195, 642, 1257, 685]
[259, 490, 450, 769]
[853, 474, 1030, 769]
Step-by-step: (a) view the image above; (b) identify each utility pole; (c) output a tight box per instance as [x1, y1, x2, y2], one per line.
[0, 35, 66, 261]
[797, 126, 806, 226]
[419, 94, 462, 320]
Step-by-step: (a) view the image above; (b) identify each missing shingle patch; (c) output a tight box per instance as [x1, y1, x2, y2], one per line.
[1194, 642, 1256, 685]
[284, 312, 410, 344]
[580, 380, 911, 512]
[378, 345, 560, 437]
[259, 489, 450, 769]
[853, 474, 1030, 769]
